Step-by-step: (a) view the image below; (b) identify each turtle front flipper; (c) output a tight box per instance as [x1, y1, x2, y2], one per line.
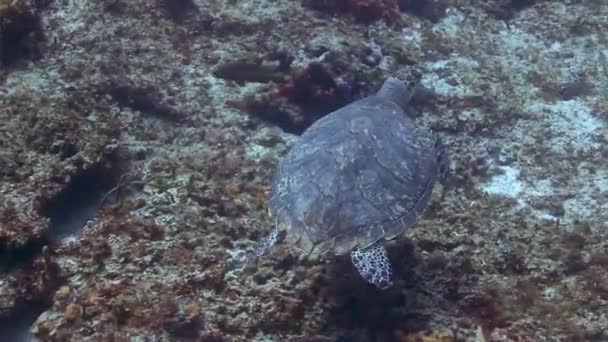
[252, 227, 279, 258]
[350, 244, 393, 290]
[226, 227, 279, 270]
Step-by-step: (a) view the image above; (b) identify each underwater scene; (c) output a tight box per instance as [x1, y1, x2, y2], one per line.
[0, 0, 607, 341]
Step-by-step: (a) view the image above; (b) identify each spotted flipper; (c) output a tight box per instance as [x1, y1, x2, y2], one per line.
[252, 227, 279, 258]
[351, 244, 393, 290]
[226, 227, 279, 270]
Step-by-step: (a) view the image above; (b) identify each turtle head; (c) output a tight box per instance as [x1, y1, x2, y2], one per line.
[377, 65, 422, 111]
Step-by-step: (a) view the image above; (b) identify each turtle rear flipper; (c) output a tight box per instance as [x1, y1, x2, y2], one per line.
[350, 244, 393, 290]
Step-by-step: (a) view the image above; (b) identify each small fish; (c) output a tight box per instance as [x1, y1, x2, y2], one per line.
[212, 61, 286, 84]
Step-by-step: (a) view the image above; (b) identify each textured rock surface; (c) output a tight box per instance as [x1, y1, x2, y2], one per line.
[0, 0, 606, 341]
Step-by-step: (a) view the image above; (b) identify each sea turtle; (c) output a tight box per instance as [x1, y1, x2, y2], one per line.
[244, 66, 449, 290]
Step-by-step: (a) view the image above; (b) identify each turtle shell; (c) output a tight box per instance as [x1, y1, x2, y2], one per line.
[268, 94, 441, 257]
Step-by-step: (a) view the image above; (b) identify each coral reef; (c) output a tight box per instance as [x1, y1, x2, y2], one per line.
[0, 0, 606, 341]
[230, 61, 364, 134]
